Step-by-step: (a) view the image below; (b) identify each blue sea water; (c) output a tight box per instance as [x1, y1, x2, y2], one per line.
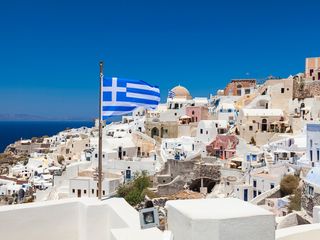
[0, 121, 94, 153]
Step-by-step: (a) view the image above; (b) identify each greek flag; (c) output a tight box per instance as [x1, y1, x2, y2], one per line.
[168, 90, 175, 99]
[102, 77, 160, 119]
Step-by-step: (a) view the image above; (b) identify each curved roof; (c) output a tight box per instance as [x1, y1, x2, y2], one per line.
[305, 167, 320, 186]
[171, 85, 192, 99]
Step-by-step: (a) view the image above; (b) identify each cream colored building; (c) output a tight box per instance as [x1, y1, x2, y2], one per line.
[237, 108, 289, 146]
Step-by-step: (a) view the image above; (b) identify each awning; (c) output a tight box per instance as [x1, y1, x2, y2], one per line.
[180, 115, 191, 119]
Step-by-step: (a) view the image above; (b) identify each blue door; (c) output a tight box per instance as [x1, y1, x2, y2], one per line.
[244, 189, 248, 201]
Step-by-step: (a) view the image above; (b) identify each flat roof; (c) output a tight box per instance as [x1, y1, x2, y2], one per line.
[166, 198, 272, 220]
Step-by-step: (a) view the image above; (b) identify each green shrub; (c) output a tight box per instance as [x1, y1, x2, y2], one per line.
[116, 171, 151, 206]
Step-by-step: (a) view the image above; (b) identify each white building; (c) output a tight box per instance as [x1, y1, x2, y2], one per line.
[1, 196, 320, 240]
[69, 175, 120, 198]
[307, 123, 320, 167]
[161, 136, 203, 161]
[196, 120, 228, 144]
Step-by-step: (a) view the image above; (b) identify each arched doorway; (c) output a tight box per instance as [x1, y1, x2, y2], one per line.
[261, 119, 268, 132]
[151, 127, 159, 138]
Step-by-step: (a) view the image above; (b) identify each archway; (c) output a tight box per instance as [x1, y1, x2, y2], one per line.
[151, 127, 159, 138]
[189, 178, 217, 193]
[261, 118, 268, 132]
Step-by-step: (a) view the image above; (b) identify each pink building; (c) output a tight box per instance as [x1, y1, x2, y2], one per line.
[186, 106, 209, 123]
[206, 135, 239, 159]
[306, 57, 320, 80]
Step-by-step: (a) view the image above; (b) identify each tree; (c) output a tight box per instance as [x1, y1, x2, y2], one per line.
[117, 171, 152, 206]
[280, 175, 299, 196]
[288, 188, 301, 212]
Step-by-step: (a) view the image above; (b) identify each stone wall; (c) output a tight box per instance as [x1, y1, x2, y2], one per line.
[157, 176, 186, 196]
[301, 183, 320, 217]
[293, 75, 320, 99]
[193, 163, 221, 181]
[145, 121, 178, 140]
[156, 160, 221, 196]
[224, 79, 256, 96]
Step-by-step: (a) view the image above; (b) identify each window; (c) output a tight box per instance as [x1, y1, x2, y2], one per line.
[206, 131, 208, 135]
[95, 153, 98, 158]
[317, 149, 320, 162]
[281, 88, 285, 93]
[237, 84, 242, 96]
[245, 89, 250, 94]
[253, 190, 257, 198]
[258, 191, 262, 195]
[249, 126, 253, 131]
[92, 189, 94, 194]
[310, 140, 313, 148]
[308, 186, 314, 196]
[192, 111, 195, 115]
[84, 190, 87, 194]
[270, 183, 274, 189]
[310, 150, 313, 161]
[200, 129, 203, 134]
[72, 189, 75, 193]
[253, 180, 257, 188]
[103, 190, 105, 195]
[310, 69, 314, 76]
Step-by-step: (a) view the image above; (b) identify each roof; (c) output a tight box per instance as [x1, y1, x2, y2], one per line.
[165, 198, 272, 220]
[241, 108, 283, 117]
[305, 167, 320, 186]
[218, 102, 235, 110]
[170, 85, 192, 99]
[199, 120, 228, 129]
[231, 79, 256, 83]
[103, 137, 135, 151]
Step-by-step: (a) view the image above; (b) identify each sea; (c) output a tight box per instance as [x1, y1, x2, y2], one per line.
[0, 121, 95, 153]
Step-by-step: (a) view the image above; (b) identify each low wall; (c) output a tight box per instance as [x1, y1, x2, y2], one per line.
[0, 197, 141, 240]
[276, 224, 320, 240]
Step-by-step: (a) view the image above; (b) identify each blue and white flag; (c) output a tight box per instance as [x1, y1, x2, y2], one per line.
[168, 90, 175, 99]
[101, 77, 160, 119]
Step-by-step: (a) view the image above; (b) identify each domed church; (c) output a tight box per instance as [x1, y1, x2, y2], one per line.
[169, 85, 192, 100]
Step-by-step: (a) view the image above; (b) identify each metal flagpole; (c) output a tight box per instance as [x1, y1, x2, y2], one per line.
[98, 61, 104, 200]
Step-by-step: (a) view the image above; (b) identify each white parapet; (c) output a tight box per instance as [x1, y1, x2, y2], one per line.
[276, 224, 320, 240]
[313, 206, 320, 223]
[0, 197, 165, 240]
[166, 198, 275, 240]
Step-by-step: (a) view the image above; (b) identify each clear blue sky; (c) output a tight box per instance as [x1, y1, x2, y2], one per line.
[0, 0, 319, 119]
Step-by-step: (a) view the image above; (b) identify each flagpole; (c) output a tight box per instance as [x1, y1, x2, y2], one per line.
[98, 61, 104, 200]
